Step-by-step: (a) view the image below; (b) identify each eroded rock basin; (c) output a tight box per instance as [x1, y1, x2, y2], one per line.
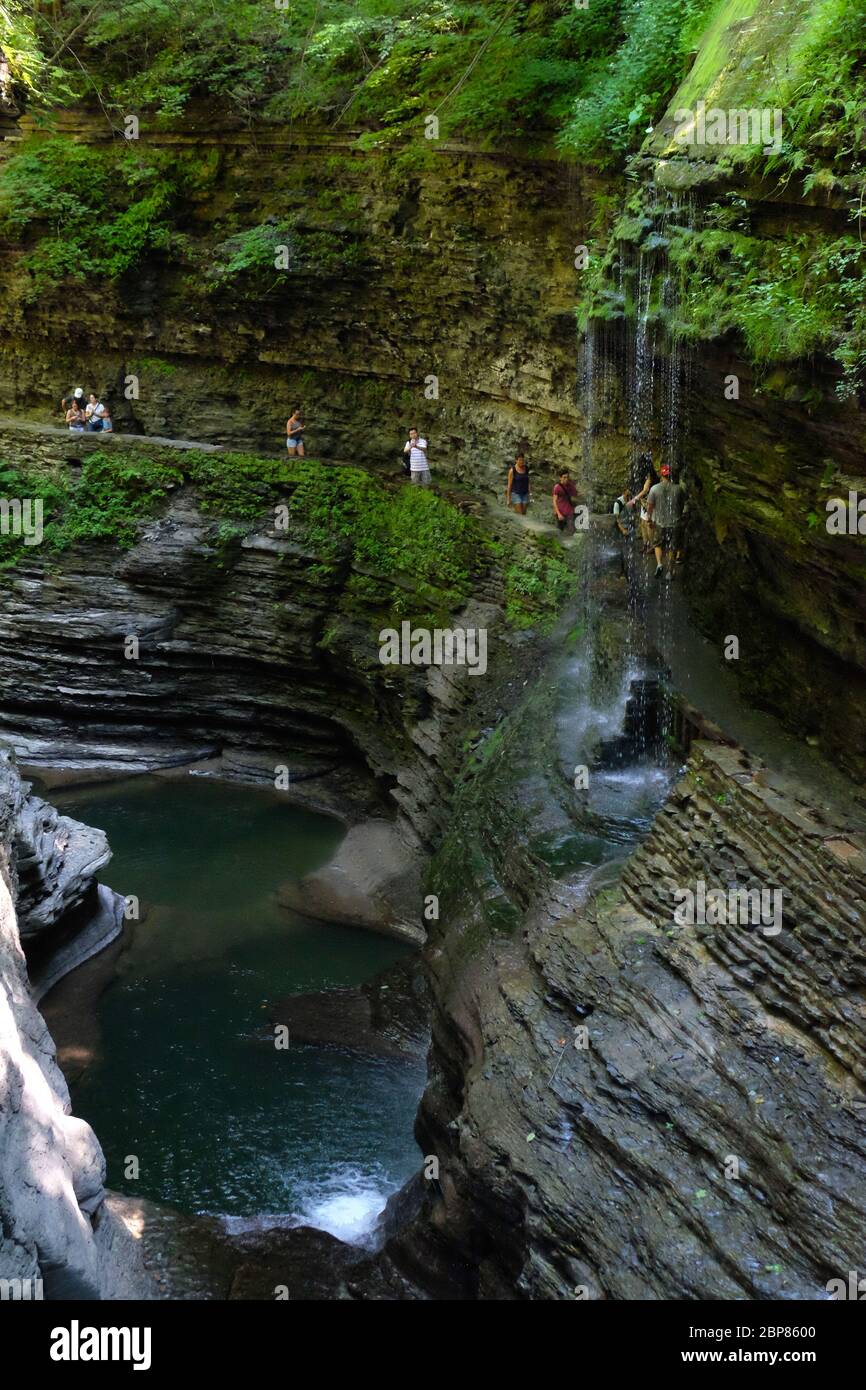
[42, 776, 426, 1244]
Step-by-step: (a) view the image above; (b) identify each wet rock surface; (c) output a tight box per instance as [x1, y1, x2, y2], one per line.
[104, 1191, 420, 1300]
[276, 819, 425, 944]
[269, 956, 429, 1060]
[0, 753, 154, 1299]
[386, 728, 866, 1299]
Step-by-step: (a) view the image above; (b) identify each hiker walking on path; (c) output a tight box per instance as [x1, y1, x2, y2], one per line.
[553, 468, 578, 536]
[633, 453, 658, 556]
[506, 453, 531, 514]
[646, 464, 686, 578]
[613, 485, 635, 578]
[286, 410, 306, 456]
[403, 427, 431, 487]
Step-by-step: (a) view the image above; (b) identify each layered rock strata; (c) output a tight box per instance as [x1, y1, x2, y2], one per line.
[0, 752, 151, 1299]
[387, 735, 866, 1298]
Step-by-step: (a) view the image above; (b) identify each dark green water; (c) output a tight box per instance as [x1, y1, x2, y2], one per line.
[52, 777, 423, 1241]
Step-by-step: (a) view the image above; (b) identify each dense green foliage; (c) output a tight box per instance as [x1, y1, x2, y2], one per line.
[761, 0, 866, 188]
[559, 0, 715, 165]
[0, 0, 714, 300]
[184, 450, 482, 613]
[666, 222, 866, 371]
[572, 0, 866, 392]
[580, 196, 866, 395]
[501, 535, 578, 629]
[0, 136, 365, 294]
[6, 0, 866, 383]
[0, 451, 182, 566]
[0, 446, 575, 629]
[3, 0, 705, 156]
[3, 1, 590, 142]
[0, 0, 61, 96]
[0, 138, 189, 293]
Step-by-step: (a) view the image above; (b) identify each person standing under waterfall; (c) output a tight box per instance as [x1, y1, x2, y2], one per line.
[507, 454, 531, 514]
[633, 453, 659, 556]
[646, 464, 685, 578]
[613, 485, 635, 578]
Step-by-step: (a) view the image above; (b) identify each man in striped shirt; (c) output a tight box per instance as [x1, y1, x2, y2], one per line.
[404, 428, 431, 486]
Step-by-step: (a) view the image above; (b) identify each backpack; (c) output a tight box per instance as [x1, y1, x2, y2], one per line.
[612, 495, 632, 533]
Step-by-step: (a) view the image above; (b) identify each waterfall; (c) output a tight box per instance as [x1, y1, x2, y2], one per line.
[573, 187, 700, 791]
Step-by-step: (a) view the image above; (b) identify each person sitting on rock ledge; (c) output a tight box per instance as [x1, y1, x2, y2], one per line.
[65, 399, 86, 433]
[85, 393, 107, 432]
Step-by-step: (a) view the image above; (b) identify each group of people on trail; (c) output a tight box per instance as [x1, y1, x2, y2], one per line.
[61, 387, 113, 433]
[505, 453, 580, 535]
[501, 443, 687, 569]
[281, 417, 681, 575]
[613, 453, 686, 578]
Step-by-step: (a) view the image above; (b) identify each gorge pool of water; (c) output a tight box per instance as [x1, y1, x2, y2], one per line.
[51, 776, 424, 1242]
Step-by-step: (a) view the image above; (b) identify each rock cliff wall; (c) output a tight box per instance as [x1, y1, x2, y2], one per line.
[0, 424, 554, 851]
[575, 0, 866, 772]
[0, 751, 150, 1299]
[387, 714, 866, 1298]
[2, 94, 865, 773]
[0, 118, 602, 487]
[1, 0, 865, 1301]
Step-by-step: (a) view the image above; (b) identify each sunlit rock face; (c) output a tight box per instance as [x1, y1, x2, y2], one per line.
[0, 752, 127, 1299]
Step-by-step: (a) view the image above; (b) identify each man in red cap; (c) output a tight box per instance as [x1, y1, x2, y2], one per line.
[646, 464, 685, 577]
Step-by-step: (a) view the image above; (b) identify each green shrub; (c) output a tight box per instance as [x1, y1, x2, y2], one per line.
[0, 138, 187, 293]
[6, 0, 625, 147]
[0, 451, 183, 567]
[665, 223, 866, 378]
[203, 223, 296, 297]
[504, 533, 579, 630]
[559, 0, 715, 165]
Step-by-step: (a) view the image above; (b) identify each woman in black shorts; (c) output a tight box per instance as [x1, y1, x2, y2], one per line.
[507, 454, 531, 515]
